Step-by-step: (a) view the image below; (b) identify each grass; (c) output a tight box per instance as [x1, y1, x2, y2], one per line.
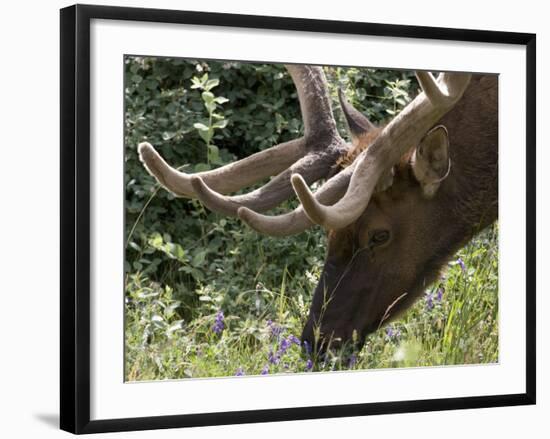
[124, 219, 498, 381]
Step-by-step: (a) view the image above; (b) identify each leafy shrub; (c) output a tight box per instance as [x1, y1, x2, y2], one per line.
[125, 57, 417, 290]
[123, 57, 497, 381]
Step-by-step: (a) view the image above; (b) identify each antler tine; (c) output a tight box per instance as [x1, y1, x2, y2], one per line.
[139, 64, 345, 216]
[190, 145, 345, 216]
[138, 138, 304, 197]
[291, 71, 471, 230]
[291, 149, 383, 229]
[417, 71, 471, 106]
[243, 71, 471, 234]
[416, 72, 445, 105]
[237, 162, 356, 236]
[286, 64, 338, 138]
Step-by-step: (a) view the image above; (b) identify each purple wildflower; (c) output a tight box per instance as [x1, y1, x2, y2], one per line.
[268, 350, 280, 365]
[303, 340, 312, 355]
[260, 364, 269, 375]
[385, 326, 401, 340]
[305, 359, 313, 371]
[288, 334, 301, 346]
[426, 291, 434, 310]
[212, 310, 224, 334]
[436, 287, 444, 302]
[266, 319, 283, 339]
[279, 337, 291, 355]
[235, 367, 245, 376]
[457, 257, 466, 272]
[348, 354, 357, 368]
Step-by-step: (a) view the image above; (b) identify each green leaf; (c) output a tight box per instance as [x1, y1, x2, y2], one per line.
[190, 76, 203, 89]
[208, 144, 220, 164]
[148, 233, 163, 249]
[212, 119, 227, 129]
[204, 78, 219, 91]
[136, 290, 159, 299]
[165, 302, 181, 318]
[205, 101, 216, 114]
[214, 96, 229, 104]
[128, 242, 142, 252]
[193, 122, 209, 131]
[173, 244, 185, 261]
[198, 128, 213, 144]
[201, 91, 214, 104]
[192, 250, 207, 267]
[167, 320, 184, 336]
[162, 131, 177, 140]
[151, 315, 165, 328]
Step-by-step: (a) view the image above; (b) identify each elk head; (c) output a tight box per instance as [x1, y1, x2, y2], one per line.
[137, 65, 475, 353]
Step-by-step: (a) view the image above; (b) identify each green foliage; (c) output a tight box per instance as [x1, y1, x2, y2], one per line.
[125, 226, 498, 379]
[190, 72, 229, 166]
[124, 57, 497, 380]
[124, 57, 417, 279]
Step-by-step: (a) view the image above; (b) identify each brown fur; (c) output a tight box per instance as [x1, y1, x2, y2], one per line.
[302, 74, 499, 350]
[336, 128, 382, 168]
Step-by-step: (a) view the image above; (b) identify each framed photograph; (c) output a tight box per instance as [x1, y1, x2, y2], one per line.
[60, 4, 536, 434]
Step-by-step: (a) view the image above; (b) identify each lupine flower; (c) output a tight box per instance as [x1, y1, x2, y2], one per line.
[348, 354, 357, 368]
[305, 359, 313, 371]
[386, 326, 401, 340]
[425, 292, 434, 310]
[260, 364, 269, 375]
[457, 257, 466, 272]
[212, 310, 224, 334]
[436, 287, 444, 302]
[279, 337, 291, 355]
[303, 340, 312, 355]
[288, 334, 301, 346]
[268, 350, 280, 365]
[266, 319, 283, 339]
[235, 367, 245, 376]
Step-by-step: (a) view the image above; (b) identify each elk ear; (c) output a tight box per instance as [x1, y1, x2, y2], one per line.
[338, 88, 376, 145]
[412, 125, 450, 198]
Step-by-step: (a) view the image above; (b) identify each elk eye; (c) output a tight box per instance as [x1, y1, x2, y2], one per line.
[369, 229, 390, 247]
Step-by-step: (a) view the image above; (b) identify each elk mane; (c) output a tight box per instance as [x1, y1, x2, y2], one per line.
[336, 128, 382, 169]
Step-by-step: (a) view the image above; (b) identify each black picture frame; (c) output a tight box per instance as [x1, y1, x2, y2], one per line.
[60, 4, 536, 434]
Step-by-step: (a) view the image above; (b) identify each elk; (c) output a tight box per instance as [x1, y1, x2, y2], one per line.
[138, 64, 498, 352]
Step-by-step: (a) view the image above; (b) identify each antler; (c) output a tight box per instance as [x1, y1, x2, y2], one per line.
[240, 71, 471, 235]
[138, 65, 347, 215]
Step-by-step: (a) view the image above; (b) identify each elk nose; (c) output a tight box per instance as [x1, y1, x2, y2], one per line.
[300, 320, 315, 354]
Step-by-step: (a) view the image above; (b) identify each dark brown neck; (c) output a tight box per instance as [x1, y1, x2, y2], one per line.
[438, 74, 499, 242]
